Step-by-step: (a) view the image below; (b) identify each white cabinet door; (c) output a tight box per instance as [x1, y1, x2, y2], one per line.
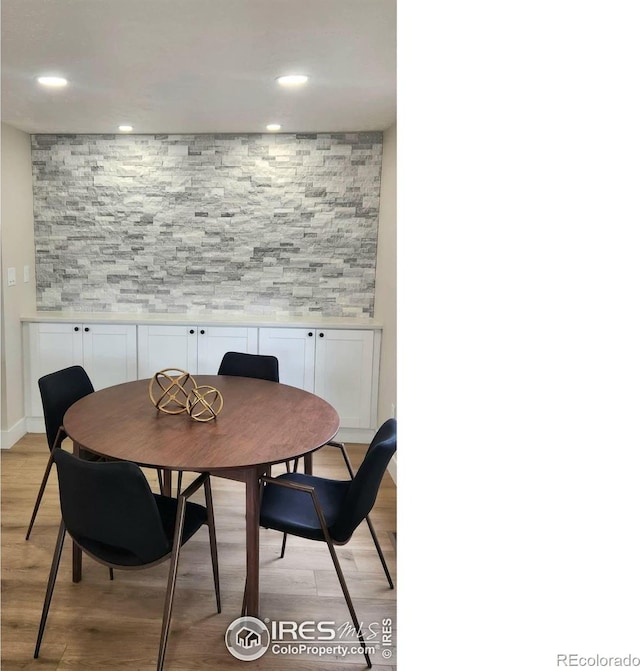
[314, 329, 375, 429]
[258, 328, 315, 391]
[138, 325, 259, 377]
[26, 323, 83, 417]
[137, 325, 198, 378]
[81, 324, 138, 391]
[26, 322, 137, 422]
[196, 327, 259, 374]
[259, 327, 377, 429]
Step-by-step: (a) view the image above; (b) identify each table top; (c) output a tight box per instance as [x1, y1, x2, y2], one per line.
[63, 376, 340, 472]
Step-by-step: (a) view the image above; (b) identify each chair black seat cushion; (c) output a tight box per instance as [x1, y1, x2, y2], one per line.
[260, 472, 351, 543]
[54, 450, 209, 566]
[77, 495, 208, 567]
[154, 495, 208, 550]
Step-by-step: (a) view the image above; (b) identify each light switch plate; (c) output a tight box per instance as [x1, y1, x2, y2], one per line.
[7, 267, 16, 286]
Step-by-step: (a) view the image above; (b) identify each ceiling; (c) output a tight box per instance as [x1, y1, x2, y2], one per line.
[1, 0, 396, 135]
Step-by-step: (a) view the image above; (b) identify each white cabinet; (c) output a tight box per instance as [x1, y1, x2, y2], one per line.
[197, 326, 259, 374]
[257, 328, 316, 391]
[25, 322, 138, 426]
[314, 330, 376, 430]
[258, 328, 379, 430]
[137, 325, 197, 376]
[137, 325, 258, 378]
[23, 320, 380, 439]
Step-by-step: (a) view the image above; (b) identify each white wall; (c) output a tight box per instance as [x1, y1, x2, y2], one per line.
[375, 123, 397, 478]
[1, 123, 36, 447]
[375, 123, 397, 421]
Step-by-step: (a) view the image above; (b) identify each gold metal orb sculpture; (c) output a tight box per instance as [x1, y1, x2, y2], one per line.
[148, 369, 197, 415]
[187, 385, 224, 422]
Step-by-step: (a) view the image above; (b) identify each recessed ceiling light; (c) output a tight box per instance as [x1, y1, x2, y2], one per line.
[37, 75, 68, 88]
[276, 74, 308, 87]
[118, 125, 133, 132]
[266, 124, 281, 131]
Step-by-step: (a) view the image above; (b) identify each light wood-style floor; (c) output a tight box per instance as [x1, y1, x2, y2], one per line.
[1, 434, 397, 670]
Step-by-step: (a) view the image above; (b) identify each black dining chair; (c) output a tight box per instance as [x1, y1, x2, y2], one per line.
[26, 365, 164, 541]
[258, 418, 397, 669]
[34, 449, 221, 671]
[217, 351, 279, 382]
[26, 365, 96, 540]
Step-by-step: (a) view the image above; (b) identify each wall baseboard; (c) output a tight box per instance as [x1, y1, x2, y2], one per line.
[26, 417, 46, 434]
[0, 418, 27, 449]
[387, 454, 397, 484]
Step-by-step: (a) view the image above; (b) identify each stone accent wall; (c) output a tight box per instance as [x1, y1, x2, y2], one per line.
[31, 132, 383, 317]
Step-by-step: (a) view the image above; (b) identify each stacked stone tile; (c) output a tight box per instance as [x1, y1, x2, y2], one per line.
[31, 132, 383, 318]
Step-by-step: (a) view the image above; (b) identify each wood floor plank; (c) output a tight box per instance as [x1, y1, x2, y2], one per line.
[2, 434, 397, 670]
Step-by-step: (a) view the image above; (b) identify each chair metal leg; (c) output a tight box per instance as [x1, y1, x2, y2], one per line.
[324, 537, 372, 668]
[34, 521, 66, 658]
[303, 482, 371, 668]
[280, 533, 288, 558]
[365, 516, 394, 589]
[157, 469, 164, 493]
[336, 442, 356, 479]
[156, 496, 187, 671]
[109, 568, 114, 580]
[203, 477, 221, 613]
[26, 450, 56, 540]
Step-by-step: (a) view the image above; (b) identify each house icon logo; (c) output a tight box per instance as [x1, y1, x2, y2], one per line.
[225, 616, 270, 661]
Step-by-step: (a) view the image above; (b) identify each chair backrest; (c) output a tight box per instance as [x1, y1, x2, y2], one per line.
[217, 351, 279, 382]
[53, 449, 171, 564]
[38, 365, 95, 451]
[330, 418, 397, 543]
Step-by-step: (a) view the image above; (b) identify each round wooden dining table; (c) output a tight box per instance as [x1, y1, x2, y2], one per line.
[63, 374, 340, 618]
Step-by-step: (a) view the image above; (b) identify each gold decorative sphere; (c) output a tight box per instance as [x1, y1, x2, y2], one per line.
[187, 385, 224, 422]
[148, 369, 196, 414]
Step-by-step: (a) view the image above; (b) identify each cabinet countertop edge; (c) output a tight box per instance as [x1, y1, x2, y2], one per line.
[20, 312, 383, 330]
